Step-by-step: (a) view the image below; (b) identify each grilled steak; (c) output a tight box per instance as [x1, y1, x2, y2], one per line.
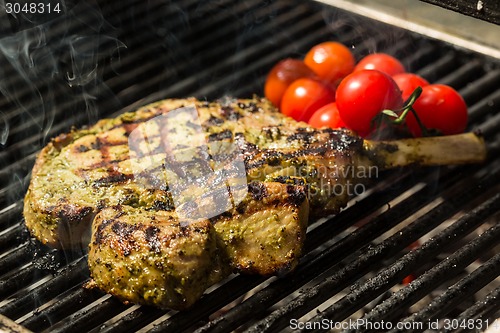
[24, 97, 363, 248]
[24, 97, 486, 309]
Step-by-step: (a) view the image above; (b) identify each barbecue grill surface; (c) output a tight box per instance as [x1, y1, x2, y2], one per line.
[1, 1, 499, 332]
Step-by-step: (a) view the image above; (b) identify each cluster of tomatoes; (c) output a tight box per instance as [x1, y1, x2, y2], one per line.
[264, 41, 468, 138]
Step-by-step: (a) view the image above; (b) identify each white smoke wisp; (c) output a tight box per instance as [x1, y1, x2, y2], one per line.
[0, 1, 125, 204]
[0, 111, 8, 146]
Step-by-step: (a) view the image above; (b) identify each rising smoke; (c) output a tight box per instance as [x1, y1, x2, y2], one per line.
[0, 0, 124, 199]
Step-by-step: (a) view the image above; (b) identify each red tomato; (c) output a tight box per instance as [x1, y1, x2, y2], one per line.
[393, 73, 429, 101]
[308, 102, 346, 129]
[264, 58, 316, 107]
[406, 84, 468, 136]
[304, 41, 355, 86]
[280, 78, 336, 122]
[336, 70, 403, 134]
[354, 53, 405, 76]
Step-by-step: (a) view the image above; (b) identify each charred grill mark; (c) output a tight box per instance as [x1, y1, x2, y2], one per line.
[56, 204, 93, 223]
[94, 218, 114, 245]
[245, 151, 288, 170]
[204, 115, 224, 126]
[220, 106, 242, 121]
[285, 127, 363, 152]
[234, 133, 260, 162]
[237, 101, 260, 113]
[208, 129, 233, 142]
[165, 150, 213, 181]
[97, 200, 107, 210]
[145, 226, 161, 253]
[111, 221, 141, 256]
[248, 181, 266, 201]
[151, 200, 174, 211]
[286, 185, 307, 206]
[326, 129, 364, 151]
[90, 138, 103, 150]
[111, 221, 138, 238]
[138, 170, 170, 192]
[93, 173, 133, 188]
[245, 144, 349, 170]
[113, 206, 125, 219]
[263, 127, 282, 141]
[263, 150, 282, 166]
[286, 128, 320, 144]
[77, 145, 90, 152]
[178, 223, 190, 237]
[272, 176, 306, 186]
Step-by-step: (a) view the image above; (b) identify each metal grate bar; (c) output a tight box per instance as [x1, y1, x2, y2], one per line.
[20, 285, 103, 332]
[336, 193, 500, 332]
[0, 155, 35, 189]
[0, 244, 36, 276]
[245, 165, 500, 332]
[460, 70, 500, 106]
[0, 248, 67, 300]
[436, 60, 483, 89]
[45, 296, 130, 333]
[448, 286, 500, 333]
[0, 224, 25, 252]
[468, 88, 500, 123]
[387, 251, 500, 333]
[0, 257, 87, 320]
[0, 0, 188, 110]
[146, 275, 267, 333]
[126, 5, 327, 102]
[416, 52, 459, 82]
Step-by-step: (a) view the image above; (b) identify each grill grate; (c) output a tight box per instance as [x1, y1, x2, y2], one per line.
[1, 0, 499, 332]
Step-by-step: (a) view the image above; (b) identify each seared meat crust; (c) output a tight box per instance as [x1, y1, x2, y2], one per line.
[88, 206, 228, 310]
[24, 97, 365, 309]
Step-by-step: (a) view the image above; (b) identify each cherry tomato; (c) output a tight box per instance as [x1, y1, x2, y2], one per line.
[354, 53, 405, 76]
[308, 102, 346, 129]
[304, 41, 355, 86]
[336, 69, 403, 134]
[280, 78, 336, 122]
[264, 58, 316, 107]
[406, 84, 468, 136]
[393, 73, 429, 101]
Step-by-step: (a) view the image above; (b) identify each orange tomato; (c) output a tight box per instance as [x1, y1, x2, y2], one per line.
[280, 78, 336, 122]
[308, 103, 346, 129]
[354, 53, 405, 76]
[304, 41, 355, 86]
[264, 58, 316, 107]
